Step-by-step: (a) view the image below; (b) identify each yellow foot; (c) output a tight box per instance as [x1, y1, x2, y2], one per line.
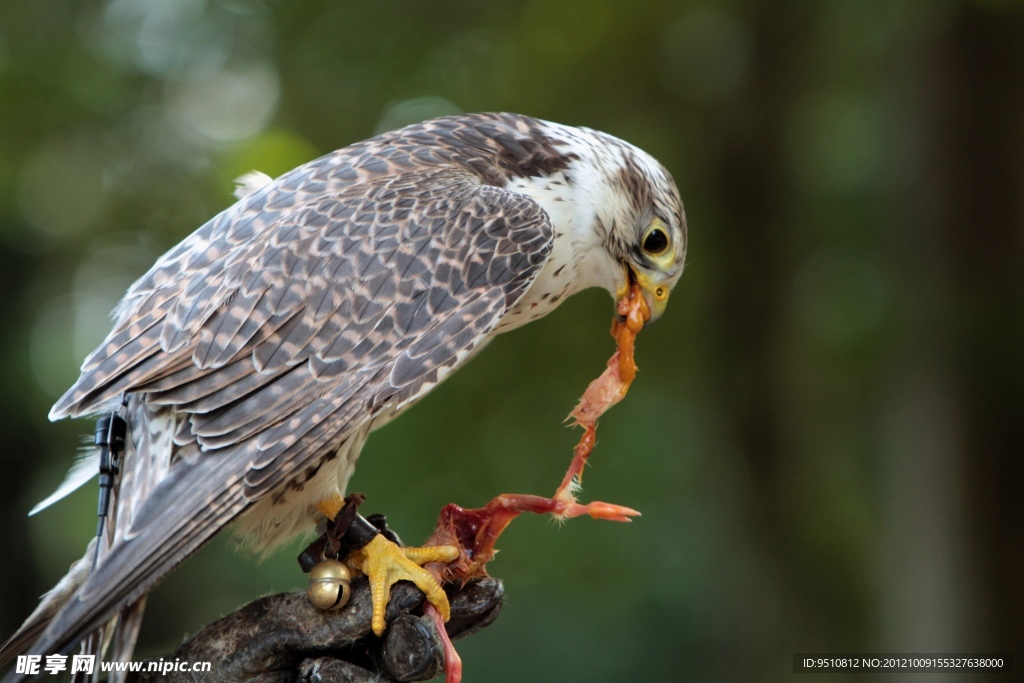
[353, 534, 460, 636]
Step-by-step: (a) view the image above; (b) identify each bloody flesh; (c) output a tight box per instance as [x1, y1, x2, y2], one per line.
[422, 283, 651, 683]
[424, 282, 651, 583]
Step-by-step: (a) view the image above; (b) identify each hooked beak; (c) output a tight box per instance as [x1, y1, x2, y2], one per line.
[617, 264, 670, 324]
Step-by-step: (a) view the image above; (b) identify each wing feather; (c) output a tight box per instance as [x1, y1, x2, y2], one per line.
[32, 150, 554, 664]
[192, 290, 264, 369]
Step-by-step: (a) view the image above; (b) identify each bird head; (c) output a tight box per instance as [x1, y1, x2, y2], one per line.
[489, 116, 687, 326]
[607, 165, 686, 323]
[576, 130, 687, 324]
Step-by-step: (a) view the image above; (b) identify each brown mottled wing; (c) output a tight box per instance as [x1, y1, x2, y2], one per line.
[53, 164, 551, 448]
[29, 159, 553, 660]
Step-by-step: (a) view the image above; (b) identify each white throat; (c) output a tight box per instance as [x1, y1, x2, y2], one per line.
[495, 143, 628, 333]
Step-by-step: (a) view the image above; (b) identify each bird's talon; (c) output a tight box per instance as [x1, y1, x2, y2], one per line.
[358, 534, 458, 636]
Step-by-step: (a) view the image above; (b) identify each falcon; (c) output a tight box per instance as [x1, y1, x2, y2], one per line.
[0, 112, 687, 673]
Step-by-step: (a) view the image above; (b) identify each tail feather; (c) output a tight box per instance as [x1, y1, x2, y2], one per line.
[107, 597, 148, 683]
[1, 572, 150, 683]
[9, 453, 249, 678]
[0, 539, 96, 671]
[3, 399, 178, 682]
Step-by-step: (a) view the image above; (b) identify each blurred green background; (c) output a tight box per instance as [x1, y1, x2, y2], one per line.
[1, 0, 1021, 681]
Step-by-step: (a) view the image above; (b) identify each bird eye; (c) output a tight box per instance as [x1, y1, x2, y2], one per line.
[642, 225, 670, 256]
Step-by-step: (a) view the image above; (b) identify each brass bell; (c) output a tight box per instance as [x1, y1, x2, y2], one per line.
[307, 559, 352, 610]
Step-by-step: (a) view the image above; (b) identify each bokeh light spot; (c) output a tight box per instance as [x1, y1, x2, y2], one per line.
[98, 0, 233, 78]
[166, 60, 280, 143]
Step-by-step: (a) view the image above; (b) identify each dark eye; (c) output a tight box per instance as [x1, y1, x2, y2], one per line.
[643, 227, 670, 256]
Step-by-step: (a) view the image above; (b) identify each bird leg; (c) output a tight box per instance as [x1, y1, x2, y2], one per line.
[554, 278, 649, 506]
[307, 493, 460, 637]
[347, 535, 459, 636]
[423, 494, 640, 585]
[313, 493, 348, 522]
